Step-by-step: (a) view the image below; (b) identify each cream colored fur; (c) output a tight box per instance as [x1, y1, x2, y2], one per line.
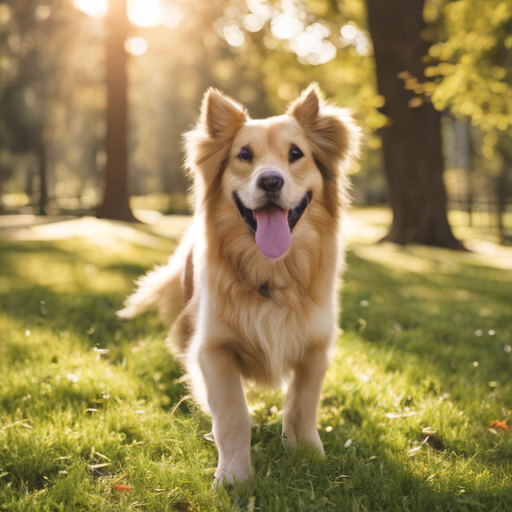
[119, 84, 360, 484]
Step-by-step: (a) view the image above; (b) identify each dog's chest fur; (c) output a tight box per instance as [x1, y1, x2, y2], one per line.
[199, 252, 339, 387]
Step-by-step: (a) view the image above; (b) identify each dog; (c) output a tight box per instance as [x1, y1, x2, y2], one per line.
[118, 84, 359, 483]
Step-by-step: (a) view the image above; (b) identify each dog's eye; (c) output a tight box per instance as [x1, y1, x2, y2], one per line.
[289, 146, 304, 163]
[238, 147, 252, 162]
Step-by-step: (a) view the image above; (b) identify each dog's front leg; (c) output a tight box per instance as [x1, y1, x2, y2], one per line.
[199, 345, 252, 484]
[282, 346, 330, 453]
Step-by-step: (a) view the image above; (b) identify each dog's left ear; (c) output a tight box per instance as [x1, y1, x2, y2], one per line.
[287, 83, 359, 173]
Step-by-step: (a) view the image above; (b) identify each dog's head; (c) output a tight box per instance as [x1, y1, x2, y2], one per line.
[186, 84, 359, 262]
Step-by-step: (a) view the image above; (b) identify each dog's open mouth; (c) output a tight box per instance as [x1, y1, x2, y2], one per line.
[233, 191, 312, 260]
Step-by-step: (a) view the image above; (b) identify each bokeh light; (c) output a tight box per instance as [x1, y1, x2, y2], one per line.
[35, 5, 52, 21]
[243, 14, 265, 32]
[125, 37, 148, 56]
[223, 25, 245, 47]
[290, 23, 336, 65]
[340, 24, 357, 40]
[162, 4, 183, 28]
[271, 14, 304, 40]
[127, 0, 162, 28]
[73, 0, 108, 19]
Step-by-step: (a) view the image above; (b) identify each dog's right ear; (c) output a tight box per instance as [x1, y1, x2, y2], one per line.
[185, 89, 247, 194]
[200, 88, 247, 139]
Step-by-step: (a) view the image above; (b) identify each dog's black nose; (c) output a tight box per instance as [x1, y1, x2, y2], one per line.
[258, 171, 284, 192]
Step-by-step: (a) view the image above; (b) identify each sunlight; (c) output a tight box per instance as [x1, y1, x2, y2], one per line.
[340, 24, 357, 40]
[73, 0, 108, 19]
[223, 25, 245, 47]
[127, 0, 162, 28]
[290, 23, 336, 65]
[271, 14, 303, 40]
[125, 37, 148, 56]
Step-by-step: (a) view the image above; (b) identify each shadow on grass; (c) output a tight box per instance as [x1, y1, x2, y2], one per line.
[1, 238, 512, 510]
[0, 240, 185, 415]
[246, 419, 512, 511]
[342, 248, 512, 408]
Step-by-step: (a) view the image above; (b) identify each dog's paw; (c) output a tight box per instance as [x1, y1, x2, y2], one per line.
[283, 427, 325, 456]
[213, 453, 252, 486]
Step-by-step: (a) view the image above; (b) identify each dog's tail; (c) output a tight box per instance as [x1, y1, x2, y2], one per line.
[117, 227, 194, 328]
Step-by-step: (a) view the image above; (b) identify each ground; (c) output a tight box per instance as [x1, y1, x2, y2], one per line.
[0, 208, 511, 511]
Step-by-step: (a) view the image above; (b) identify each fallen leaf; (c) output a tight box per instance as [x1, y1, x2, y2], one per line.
[113, 484, 132, 492]
[489, 420, 510, 432]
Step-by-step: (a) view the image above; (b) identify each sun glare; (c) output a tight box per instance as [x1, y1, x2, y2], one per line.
[127, 0, 163, 28]
[73, 0, 108, 19]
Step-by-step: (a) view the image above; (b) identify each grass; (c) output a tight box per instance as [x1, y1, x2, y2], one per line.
[0, 213, 511, 511]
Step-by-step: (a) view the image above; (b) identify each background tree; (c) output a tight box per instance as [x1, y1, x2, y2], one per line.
[0, 0, 509, 243]
[0, 1, 53, 215]
[430, 0, 512, 242]
[365, 0, 463, 249]
[96, 0, 137, 222]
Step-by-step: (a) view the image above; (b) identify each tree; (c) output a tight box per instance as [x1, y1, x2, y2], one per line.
[224, 0, 463, 248]
[365, 0, 463, 249]
[96, 0, 137, 222]
[0, 2, 52, 215]
[430, 0, 512, 244]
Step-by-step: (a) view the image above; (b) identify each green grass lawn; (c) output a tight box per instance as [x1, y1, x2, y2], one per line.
[0, 215, 511, 511]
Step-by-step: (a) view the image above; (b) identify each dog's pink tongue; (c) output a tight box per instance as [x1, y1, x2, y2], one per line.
[254, 205, 291, 260]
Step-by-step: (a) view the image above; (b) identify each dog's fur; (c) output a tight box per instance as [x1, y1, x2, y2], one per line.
[118, 84, 359, 483]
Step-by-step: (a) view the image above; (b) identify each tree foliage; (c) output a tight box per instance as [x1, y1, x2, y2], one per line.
[431, 0, 512, 133]
[0, 0, 509, 225]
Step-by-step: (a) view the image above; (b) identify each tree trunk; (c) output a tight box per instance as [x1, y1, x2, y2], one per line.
[37, 143, 48, 216]
[366, 0, 464, 249]
[495, 174, 505, 243]
[466, 121, 474, 227]
[97, 0, 138, 222]
[26, 164, 34, 206]
[497, 144, 512, 244]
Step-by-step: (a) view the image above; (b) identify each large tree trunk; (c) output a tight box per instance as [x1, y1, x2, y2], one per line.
[366, 0, 464, 249]
[97, 0, 138, 222]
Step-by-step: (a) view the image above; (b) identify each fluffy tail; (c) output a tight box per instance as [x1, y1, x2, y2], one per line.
[117, 227, 194, 328]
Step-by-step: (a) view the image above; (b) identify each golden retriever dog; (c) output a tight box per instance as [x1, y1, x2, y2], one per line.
[118, 84, 359, 484]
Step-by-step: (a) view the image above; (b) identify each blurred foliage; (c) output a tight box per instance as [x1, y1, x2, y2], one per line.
[431, 0, 512, 132]
[0, 0, 105, 209]
[0, 0, 510, 215]
[427, 0, 512, 176]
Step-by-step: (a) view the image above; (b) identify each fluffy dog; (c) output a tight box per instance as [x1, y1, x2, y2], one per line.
[118, 84, 359, 483]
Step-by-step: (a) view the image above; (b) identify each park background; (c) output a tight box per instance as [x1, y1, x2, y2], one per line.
[0, 0, 512, 511]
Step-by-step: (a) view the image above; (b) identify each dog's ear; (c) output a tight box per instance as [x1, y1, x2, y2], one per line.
[288, 83, 321, 129]
[200, 88, 247, 139]
[287, 83, 359, 173]
[185, 89, 248, 195]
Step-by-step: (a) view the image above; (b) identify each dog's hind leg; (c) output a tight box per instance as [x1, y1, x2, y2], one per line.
[198, 345, 252, 484]
[282, 346, 330, 454]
